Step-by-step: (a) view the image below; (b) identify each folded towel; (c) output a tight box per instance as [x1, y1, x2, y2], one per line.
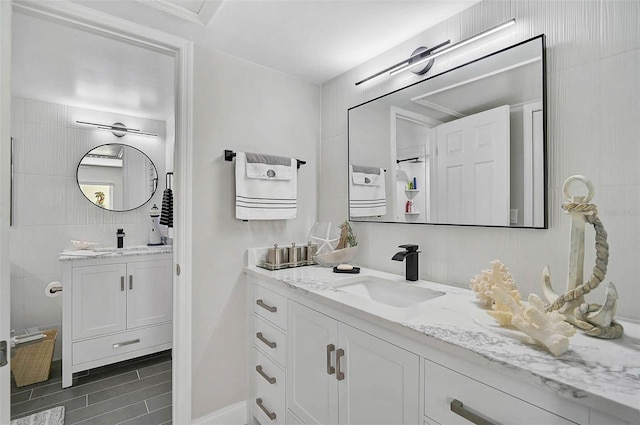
[245, 152, 293, 181]
[236, 152, 297, 220]
[349, 165, 386, 217]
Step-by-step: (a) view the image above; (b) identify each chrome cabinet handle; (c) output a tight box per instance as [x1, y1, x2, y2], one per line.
[256, 332, 277, 349]
[113, 338, 140, 349]
[120, 276, 125, 291]
[326, 344, 335, 375]
[256, 397, 276, 420]
[256, 365, 276, 384]
[129, 275, 133, 290]
[336, 348, 345, 381]
[450, 399, 496, 425]
[256, 299, 277, 313]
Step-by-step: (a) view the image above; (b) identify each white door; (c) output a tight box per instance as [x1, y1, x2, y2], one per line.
[435, 105, 510, 225]
[287, 302, 339, 425]
[0, 1, 11, 421]
[126, 259, 173, 329]
[72, 264, 128, 339]
[337, 323, 420, 425]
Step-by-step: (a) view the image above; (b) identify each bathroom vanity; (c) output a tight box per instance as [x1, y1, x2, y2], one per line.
[60, 246, 173, 388]
[245, 263, 639, 425]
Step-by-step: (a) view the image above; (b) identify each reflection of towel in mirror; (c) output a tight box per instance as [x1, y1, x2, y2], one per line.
[349, 165, 386, 217]
[236, 152, 297, 220]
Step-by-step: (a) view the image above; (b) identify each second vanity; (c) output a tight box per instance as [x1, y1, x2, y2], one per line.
[60, 246, 173, 388]
[245, 263, 640, 425]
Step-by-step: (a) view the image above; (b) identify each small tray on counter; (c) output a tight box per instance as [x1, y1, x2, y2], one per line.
[332, 266, 360, 274]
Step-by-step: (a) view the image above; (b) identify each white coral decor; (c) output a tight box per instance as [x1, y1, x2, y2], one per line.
[472, 260, 576, 356]
[469, 260, 519, 308]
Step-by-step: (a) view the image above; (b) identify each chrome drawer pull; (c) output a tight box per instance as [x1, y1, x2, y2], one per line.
[129, 275, 133, 290]
[113, 338, 140, 349]
[120, 276, 125, 291]
[256, 365, 276, 384]
[256, 397, 276, 420]
[256, 332, 277, 349]
[256, 299, 277, 313]
[326, 344, 335, 375]
[450, 399, 496, 425]
[336, 348, 345, 381]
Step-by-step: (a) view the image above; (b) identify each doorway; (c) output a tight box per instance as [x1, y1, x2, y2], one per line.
[1, 2, 193, 423]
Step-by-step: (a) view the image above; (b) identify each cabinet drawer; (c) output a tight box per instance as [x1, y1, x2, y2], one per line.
[253, 315, 286, 367]
[253, 348, 285, 425]
[73, 323, 172, 366]
[253, 285, 287, 330]
[424, 359, 576, 425]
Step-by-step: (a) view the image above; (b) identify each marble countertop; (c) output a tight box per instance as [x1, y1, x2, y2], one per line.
[244, 265, 640, 423]
[59, 245, 173, 261]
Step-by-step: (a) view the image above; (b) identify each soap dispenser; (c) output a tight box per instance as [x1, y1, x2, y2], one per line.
[148, 204, 163, 246]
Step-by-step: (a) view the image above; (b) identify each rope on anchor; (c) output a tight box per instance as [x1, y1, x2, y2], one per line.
[545, 202, 609, 313]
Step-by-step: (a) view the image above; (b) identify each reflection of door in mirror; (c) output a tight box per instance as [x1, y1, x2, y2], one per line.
[435, 105, 510, 226]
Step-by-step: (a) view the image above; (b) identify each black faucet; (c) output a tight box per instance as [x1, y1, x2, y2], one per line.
[392, 244, 420, 281]
[117, 228, 125, 248]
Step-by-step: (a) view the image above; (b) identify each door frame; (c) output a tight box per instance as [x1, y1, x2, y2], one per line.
[0, 1, 12, 423]
[3, 1, 194, 423]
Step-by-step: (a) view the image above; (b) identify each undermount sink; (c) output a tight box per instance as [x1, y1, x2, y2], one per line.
[333, 276, 444, 308]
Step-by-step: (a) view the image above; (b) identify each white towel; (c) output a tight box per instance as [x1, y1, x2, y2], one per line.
[236, 152, 297, 220]
[349, 165, 386, 217]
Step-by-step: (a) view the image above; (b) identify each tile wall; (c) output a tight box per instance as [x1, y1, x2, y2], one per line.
[9, 97, 168, 358]
[320, 0, 640, 320]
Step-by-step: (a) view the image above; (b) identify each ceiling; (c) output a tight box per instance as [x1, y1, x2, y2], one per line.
[12, 0, 479, 120]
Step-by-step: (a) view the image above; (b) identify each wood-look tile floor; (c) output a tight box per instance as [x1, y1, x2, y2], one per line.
[10, 350, 172, 425]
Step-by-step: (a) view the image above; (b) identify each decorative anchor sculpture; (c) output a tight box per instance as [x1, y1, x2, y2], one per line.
[542, 175, 624, 339]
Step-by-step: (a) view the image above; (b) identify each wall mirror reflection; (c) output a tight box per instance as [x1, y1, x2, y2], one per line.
[76, 143, 158, 211]
[348, 35, 546, 228]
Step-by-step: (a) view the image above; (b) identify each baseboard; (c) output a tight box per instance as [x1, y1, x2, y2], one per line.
[192, 401, 247, 425]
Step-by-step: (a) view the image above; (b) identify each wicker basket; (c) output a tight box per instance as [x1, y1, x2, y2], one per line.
[11, 329, 57, 387]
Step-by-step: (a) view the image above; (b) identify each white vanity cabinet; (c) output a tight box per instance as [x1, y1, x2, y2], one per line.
[249, 279, 419, 425]
[287, 301, 419, 425]
[62, 252, 173, 388]
[247, 269, 638, 425]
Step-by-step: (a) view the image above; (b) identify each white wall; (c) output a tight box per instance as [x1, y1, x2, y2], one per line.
[191, 46, 320, 419]
[9, 97, 167, 358]
[320, 0, 640, 321]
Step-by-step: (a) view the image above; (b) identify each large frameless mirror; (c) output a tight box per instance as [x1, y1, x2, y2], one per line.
[76, 143, 158, 211]
[348, 35, 546, 228]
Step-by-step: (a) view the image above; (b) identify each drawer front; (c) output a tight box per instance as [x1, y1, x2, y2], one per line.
[253, 348, 285, 425]
[253, 315, 286, 367]
[253, 285, 287, 330]
[424, 359, 576, 425]
[73, 323, 172, 366]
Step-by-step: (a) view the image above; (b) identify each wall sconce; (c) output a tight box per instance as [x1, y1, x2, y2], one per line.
[76, 121, 158, 137]
[355, 19, 516, 86]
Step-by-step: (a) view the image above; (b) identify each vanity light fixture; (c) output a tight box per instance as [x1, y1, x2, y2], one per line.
[76, 121, 158, 137]
[355, 18, 516, 86]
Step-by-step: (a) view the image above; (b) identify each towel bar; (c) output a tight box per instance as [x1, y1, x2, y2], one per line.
[224, 149, 306, 169]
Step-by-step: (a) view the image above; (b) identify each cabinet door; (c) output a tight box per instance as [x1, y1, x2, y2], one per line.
[287, 302, 339, 425]
[126, 259, 173, 329]
[337, 323, 420, 425]
[72, 263, 127, 340]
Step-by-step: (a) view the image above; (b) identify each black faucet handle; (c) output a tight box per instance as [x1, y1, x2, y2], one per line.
[398, 244, 419, 252]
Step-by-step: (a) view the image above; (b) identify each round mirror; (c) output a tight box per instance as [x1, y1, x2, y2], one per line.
[76, 143, 158, 211]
